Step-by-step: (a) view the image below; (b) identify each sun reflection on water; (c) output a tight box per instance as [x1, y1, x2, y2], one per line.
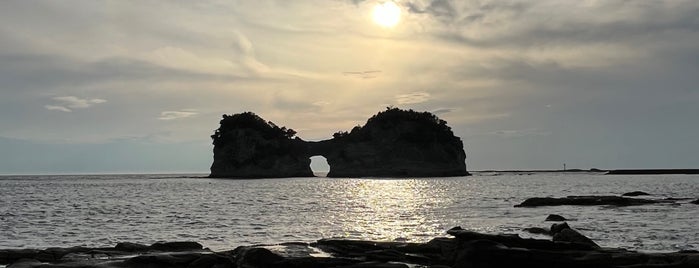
[332, 179, 449, 241]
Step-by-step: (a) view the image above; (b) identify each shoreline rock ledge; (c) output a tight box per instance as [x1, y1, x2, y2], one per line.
[209, 108, 469, 178]
[2, 227, 698, 268]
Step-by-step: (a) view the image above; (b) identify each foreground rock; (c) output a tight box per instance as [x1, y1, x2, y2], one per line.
[210, 108, 469, 178]
[514, 195, 670, 207]
[3, 228, 698, 268]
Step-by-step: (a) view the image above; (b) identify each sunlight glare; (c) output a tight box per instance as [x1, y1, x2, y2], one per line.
[372, 2, 401, 28]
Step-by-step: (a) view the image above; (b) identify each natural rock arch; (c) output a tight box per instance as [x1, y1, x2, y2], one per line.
[209, 108, 469, 178]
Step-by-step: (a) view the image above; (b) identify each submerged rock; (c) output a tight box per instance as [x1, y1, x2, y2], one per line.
[209, 108, 469, 178]
[545, 214, 567, 221]
[514, 195, 666, 207]
[622, 191, 651, 196]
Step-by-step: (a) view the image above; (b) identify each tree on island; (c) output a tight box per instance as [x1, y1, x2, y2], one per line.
[332, 107, 457, 143]
[211, 112, 297, 147]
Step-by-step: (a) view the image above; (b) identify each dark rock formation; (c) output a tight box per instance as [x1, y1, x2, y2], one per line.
[324, 108, 468, 177]
[209, 112, 313, 178]
[0, 241, 211, 266]
[691, 199, 699, 204]
[3, 228, 699, 268]
[545, 214, 567, 221]
[514, 195, 668, 207]
[548, 223, 600, 248]
[549, 222, 571, 234]
[210, 108, 469, 178]
[622, 191, 651, 197]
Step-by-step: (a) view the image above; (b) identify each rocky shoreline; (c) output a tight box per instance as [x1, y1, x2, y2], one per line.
[2, 224, 697, 268]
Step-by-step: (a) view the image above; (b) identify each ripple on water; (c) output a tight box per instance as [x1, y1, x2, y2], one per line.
[0, 174, 697, 252]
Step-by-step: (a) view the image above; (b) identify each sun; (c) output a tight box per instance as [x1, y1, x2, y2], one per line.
[372, 2, 401, 28]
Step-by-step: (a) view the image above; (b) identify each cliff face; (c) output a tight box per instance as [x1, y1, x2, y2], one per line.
[324, 108, 468, 177]
[209, 108, 469, 178]
[209, 112, 313, 178]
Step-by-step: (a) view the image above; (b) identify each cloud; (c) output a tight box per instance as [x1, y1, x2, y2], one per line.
[44, 105, 72, 112]
[491, 128, 551, 138]
[395, 92, 431, 104]
[44, 96, 106, 112]
[157, 109, 198, 120]
[406, 0, 458, 23]
[313, 101, 331, 107]
[410, 0, 699, 51]
[53, 96, 106, 108]
[343, 70, 382, 79]
[431, 108, 454, 114]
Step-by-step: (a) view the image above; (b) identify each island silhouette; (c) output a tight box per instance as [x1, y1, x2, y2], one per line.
[209, 107, 469, 178]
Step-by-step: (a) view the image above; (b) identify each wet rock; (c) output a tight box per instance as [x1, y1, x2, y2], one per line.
[553, 229, 600, 249]
[4, 232, 699, 268]
[274, 257, 360, 268]
[447, 226, 596, 251]
[115, 242, 150, 252]
[550, 222, 571, 234]
[523, 227, 551, 235]
[545, 214, 567, 221]
[664, 197, 693, 201]
[7, 258, 42, 268]
[151, 241, 204, 251]
[187, 254, 235, 268]
[235, 247, 284, 268]
[338, 261, 409, 268]
[622, 191, 651, 196]
[548, 222, 600, 249]
[123, 253, 202, 268]
[515, 195, 666, 207]
[313, 239, 442, 265]
[1, 249, 41, 264]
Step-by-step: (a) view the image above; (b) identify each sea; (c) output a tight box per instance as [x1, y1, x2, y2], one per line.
[0, 173, 697, 252]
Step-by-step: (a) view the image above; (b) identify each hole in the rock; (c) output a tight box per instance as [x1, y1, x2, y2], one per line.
[309, 155, 330, 177]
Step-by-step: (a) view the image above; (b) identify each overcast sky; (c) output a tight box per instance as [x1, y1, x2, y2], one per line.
[1, 0, 698, 174]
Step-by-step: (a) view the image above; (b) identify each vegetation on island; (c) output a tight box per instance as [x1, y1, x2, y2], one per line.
[332, 107, 457, 143]
[210, 108, 468, 178]
[211, 112, 297, 147]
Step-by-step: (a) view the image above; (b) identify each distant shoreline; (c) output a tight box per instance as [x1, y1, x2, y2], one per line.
[474, 169, 699, 175]
[474, 169, 603, 173]
[605, 169, 699, 175]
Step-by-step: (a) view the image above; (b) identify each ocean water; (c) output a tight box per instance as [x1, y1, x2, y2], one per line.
[0, 173, 697, 252]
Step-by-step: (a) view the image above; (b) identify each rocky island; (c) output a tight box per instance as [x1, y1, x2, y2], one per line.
[210, 108, 469, 178]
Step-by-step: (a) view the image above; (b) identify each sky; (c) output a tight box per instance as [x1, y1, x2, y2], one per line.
[1, 0, 699, 174]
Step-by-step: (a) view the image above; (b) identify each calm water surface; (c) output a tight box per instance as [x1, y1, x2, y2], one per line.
[0, 173, 697, 252]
